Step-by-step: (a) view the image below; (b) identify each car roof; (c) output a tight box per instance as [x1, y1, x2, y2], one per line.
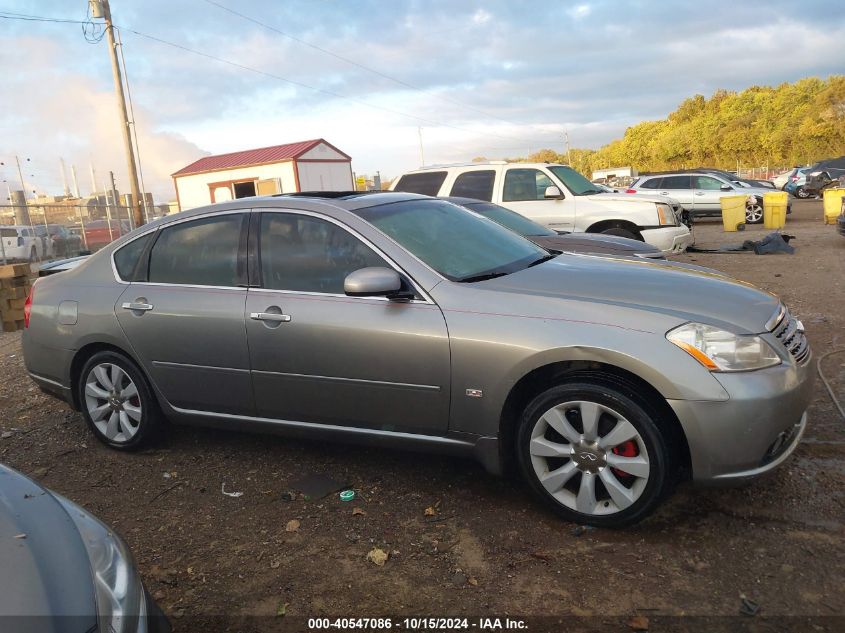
[401, 162, 569, 174]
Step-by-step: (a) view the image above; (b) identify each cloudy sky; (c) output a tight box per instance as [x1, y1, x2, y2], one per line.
[1, 0, 843, 202]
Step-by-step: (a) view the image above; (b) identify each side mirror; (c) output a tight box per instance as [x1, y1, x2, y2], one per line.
[720, 184, 732, 191]
[544, 185, 563, 199]
[344, 267, 405, 298]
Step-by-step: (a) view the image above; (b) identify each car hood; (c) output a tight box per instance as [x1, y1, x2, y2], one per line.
[0, 465, 97, 626]
[530, 234, 660, 257]
[587, 193, 659, 206]
[483, 254, 779, 334]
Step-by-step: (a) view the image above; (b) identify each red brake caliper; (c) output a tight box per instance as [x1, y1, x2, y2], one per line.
[611, 440, 639, 479]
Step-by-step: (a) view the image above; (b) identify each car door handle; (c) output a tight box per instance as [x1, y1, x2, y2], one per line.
[695, 192, 706, 196]
[249, 312, 291, 323]
[121, 302, 154, 312]
[659, 191, 669, 196]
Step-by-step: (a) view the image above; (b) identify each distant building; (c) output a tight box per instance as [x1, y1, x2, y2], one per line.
[591, 166, 638, 183]
[171, 139, 353, 211]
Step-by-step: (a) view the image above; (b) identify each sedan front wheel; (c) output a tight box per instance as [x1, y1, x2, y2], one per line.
[517, 381, 672, 527]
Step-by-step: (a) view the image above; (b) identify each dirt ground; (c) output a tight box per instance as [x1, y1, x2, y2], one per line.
[1, 199, 843, 631]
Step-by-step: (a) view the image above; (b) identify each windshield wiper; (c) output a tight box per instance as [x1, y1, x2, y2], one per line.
[527, 254, 555, 268]
[457, 271, 510, 283]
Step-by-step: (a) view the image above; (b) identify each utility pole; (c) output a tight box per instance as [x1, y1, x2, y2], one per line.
[98, 0, 144, 228]
[564, 130, 572, 167]
[418, 127, 425, 167]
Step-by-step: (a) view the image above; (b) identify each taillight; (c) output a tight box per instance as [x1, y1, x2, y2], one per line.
[24, 284, 34, 328]
[791, 176, 798, 182]
[625, 188, 637, 194]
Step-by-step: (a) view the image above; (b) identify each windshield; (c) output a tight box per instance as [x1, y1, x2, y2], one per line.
[352, 199, 550, 282]
[462, 201, 556, 237]
[547, 166, 604, 195]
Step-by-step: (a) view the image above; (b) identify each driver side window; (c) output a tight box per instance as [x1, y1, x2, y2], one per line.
[695, 176, 725, 190]
[259, 213, 389, 294]
[502, 169, 554, 202]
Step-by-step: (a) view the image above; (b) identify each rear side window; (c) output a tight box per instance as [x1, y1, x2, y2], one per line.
[148, 214, 246, 286]
[638, 178, 662, 189]
[661, 175, 692, 189]
[0, 228, 18, 238]
[450, 170, 496, 201]
[114, 233, 154, 281]
[393, 172, 448, 196]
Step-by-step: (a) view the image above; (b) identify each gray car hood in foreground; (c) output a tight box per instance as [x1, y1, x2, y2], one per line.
[0, 465, 96, 629]
[530, 233, 661, 258]
[483, 254, 778, 334]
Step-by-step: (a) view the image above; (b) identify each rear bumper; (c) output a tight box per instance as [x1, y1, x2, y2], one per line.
[640, 225, 692, 254]
[668, 357, 814, 484]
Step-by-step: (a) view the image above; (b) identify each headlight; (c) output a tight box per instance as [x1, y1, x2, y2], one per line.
[54, 494, 146, 633]
[667, 322, 781, 372]
[656, 203, 676, 226]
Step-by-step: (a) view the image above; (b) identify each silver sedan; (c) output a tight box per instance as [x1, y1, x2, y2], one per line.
[22, 193, 812, 527]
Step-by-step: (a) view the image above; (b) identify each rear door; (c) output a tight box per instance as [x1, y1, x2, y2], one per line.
[115, 212, 255, 416]
[498, 166, 575, 230]
[244, 209, 451, 434]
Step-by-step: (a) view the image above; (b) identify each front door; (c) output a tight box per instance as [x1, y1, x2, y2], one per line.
[115, 212, 255, 416]
[245, 210, 451, 434]
[693, 175, 732, 213]
[656, 175, 694, 211]
[499, 167, 575, 231]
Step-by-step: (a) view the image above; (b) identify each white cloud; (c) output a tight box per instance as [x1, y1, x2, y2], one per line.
[569, 4, 592, 19]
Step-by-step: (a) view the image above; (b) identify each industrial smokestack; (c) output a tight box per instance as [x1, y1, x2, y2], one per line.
[60, 158, 70, 197]
[71, 165, 81, 198]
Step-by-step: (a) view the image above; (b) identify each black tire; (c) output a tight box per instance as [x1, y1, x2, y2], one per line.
[77, 350, 162, 450]
[795, 186, 810, 199]
[601, 227, 641, 241]
[516, 380, 673, 527]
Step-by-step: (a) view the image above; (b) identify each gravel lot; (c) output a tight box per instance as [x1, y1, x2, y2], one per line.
[1, 199, 843, 631]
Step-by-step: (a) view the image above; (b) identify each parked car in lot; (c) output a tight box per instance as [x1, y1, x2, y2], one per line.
[1, 225, 47, 261]
[783, 167, 813, 198]
[391, 162, 691, 255]
[72, 219, 127, 251]
[23, 192, 812, 526]
[33, 224, 84, 259]
[0, 464, 170, 632]
[443, 196, 665, 259]
[628, 172, 791, 223]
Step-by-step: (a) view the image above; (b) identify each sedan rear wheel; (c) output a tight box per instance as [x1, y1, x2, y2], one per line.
[79, 351, 161, 450]
[517, 381, 671, 527]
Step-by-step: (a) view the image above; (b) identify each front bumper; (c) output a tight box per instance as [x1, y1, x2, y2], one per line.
[640, 225, 692, 254]
[668, 357, 814, 484]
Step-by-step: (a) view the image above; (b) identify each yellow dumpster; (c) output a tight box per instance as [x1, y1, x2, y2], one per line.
[720, 195, 747, 232]
[763, 191, 788, 229]
[823, 188, 845, 225]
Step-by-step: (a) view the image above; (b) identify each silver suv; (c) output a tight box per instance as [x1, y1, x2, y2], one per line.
[628, 172, 790, 223]
[23, 193, 812, 527]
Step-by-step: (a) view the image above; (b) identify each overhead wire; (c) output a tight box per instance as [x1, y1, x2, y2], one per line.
[199, 0, 559, 143]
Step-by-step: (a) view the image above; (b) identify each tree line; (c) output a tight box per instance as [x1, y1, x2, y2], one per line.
[477, 76, 845, 175]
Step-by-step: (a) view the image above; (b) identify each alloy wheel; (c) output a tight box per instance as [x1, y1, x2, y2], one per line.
[528, 400, 650, 516]
[84, 363, 142, 443]
[745, 202, 763, 223]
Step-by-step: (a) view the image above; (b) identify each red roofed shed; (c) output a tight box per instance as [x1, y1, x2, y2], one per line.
[171, 139, 353, 211]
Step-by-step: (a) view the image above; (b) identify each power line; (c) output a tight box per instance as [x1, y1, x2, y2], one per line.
[199, 0, 557, 141]
[4, 8, 566, 148]
[119, 26, 560, 145]
[0, 10, 87, 24]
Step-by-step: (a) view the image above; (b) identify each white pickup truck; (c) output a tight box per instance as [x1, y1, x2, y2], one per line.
[391, 162, 691, 254]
